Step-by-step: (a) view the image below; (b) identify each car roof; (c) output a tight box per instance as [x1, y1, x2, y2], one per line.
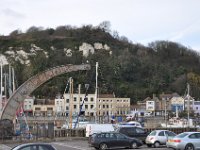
[20, 143, 51, 145]
[96, 131, 117, 134]
[118, 125, 143, 128]
[152, 130, 172, 132]
[11, 143, 53, 150]
[181, 132, 200, 134]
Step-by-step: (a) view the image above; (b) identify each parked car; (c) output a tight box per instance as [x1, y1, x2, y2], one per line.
[115, 125, 148, 142]
[11, 143, 57, 150]
[89, 131, 143, 150]
[145, 130, 176, 148]
[167, 132, 200, 150]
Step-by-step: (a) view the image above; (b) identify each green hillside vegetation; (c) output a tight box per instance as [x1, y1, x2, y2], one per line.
[1, 22, 200, 103]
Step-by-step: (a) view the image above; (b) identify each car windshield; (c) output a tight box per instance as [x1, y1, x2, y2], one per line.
[149, 131, 157, 136]
[176, 133, 188, 138]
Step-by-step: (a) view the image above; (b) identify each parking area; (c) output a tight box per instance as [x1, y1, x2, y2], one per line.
[1, 140, 170, 150]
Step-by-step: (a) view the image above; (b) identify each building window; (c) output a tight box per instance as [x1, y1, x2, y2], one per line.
[85, 98, 88, 101]
[66, 106, 69, 110]
[80, 97, 82, 101]
[91, 105, 94, 109]
[74, 97, 77, 101]
[196, 107, 198, 110]
[107, 105, 109, 108]
[103, 105, 105, 108]
[74, 105, 77, 109]
[35, 107, 40, 110]
[66, 99, 69, 103]
[85, 105, 88, 109]
[91, 98, 94, 102]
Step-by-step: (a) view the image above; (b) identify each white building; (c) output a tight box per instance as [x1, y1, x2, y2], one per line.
[54, 93, 130, 117]
[146, 101, 155, 112]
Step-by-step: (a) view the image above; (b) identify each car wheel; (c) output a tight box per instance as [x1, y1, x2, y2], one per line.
[99, 143, 108, 150]
[147, 144, 152, 147]
[153, 141, 160, 148]
[185, 144, 194, 150]
[131, 141, 138, 149]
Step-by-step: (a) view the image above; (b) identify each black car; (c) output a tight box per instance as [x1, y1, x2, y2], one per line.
[115, 126, 149, 142]
[89, 131, 143, 150]
[11, 143, 57, 150]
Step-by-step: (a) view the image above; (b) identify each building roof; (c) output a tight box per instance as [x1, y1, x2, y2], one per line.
[98, 94, 115, 98]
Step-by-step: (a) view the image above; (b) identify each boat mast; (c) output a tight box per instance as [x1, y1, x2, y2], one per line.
[0, 62, 2, 111]
[69, 77, 73, 129]
[186, 83, 190, 128]
[95, 62, 98, 120]
[12, 67, 15, 92]
[8, 65, 12, 97]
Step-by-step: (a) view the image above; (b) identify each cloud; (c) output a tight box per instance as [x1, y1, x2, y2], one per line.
[1, 8, 26, 19]
[169, 20, 200, 41]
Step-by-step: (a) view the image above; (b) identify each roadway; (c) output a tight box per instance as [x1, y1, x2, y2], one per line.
[0, 140, 170, 150]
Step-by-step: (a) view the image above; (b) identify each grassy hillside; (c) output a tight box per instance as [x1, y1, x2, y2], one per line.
[1, 24, 200, 103]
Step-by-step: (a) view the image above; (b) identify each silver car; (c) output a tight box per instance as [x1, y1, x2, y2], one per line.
[167, 132, 200, 150]
[145, 130, 176, 148]
[11, 143, 57, 150]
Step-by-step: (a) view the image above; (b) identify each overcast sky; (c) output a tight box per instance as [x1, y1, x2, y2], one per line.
[0, 0, 200, 51]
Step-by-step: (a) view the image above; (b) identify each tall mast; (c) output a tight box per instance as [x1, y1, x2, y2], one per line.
[12, 67, 15, 92]
[187, 83, 190, 127]
[95, 62, 98, 117]
[8, 65, 12, 97]
[0, 62, 2, 111]
[69, 77, 73, 129]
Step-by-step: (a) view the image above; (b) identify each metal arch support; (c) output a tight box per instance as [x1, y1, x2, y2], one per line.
[0, 64, 91, 120]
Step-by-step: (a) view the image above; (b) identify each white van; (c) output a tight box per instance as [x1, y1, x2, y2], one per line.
[85, 124, 115, 137]
[126, 121, 142, 127]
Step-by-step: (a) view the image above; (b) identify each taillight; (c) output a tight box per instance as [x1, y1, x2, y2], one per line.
[173, 139, 181, 143]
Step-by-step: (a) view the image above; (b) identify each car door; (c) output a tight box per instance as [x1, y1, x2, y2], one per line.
[188, 133, 200, 149]
[115, 133, 130, 148]
[135, 127, 146, 141]
[158, 131, 167, 144]
[103, 133, 118, 148]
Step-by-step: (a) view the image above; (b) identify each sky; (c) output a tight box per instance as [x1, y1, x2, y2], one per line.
[0, 0, 200, 52]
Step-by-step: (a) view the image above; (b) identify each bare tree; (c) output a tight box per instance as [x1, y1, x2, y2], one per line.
[98, 21, 111, 32]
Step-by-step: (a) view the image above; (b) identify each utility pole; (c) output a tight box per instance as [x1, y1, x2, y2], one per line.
[69, 77, 73, 129]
